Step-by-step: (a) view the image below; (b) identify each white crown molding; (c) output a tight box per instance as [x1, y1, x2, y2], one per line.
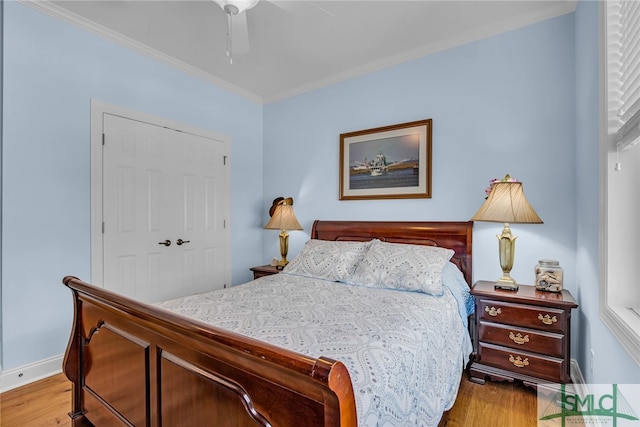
[263, 1, 577, 104]
[18, 0, 263, 105]
[19, 0, 575, 105]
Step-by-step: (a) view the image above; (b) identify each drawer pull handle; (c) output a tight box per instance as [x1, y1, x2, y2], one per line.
[538, 313, 558, 325]
[509, 332, 529, 345]
[485, 306, 501, 316]
[509, 355, 529, 368]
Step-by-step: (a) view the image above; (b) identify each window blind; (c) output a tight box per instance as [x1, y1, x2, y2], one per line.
[608, 0, 640, 152]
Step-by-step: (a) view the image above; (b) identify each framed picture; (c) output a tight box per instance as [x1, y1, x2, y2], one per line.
[339, 119, 432, 200]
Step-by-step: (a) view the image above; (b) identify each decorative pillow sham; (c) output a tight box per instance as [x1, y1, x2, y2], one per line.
[282, 239, 373, 282]
[346, 239, 454, 295]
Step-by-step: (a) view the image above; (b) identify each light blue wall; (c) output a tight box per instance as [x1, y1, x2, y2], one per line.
[264, 14, 578, 306]
[1, 2, 263, 370]
[3, 0, 638, 382]
[0, 0, 4, 371]
[263, 3, 640, 383]
[574, 0, 639, 383]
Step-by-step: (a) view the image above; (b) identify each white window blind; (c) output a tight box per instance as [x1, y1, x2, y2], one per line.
[608, 0, 640, 152]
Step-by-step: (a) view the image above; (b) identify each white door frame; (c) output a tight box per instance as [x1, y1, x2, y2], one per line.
[90, 99, 232, 288]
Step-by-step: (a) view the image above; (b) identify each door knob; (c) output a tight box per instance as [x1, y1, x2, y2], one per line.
[158, 240, 171, 247]
[176, 239, 191, 246]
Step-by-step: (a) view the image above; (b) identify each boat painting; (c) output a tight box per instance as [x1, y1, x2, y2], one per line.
[369, 153, 388, 176]
[350, 152, 418, 177]
[339, 119, 432, 200]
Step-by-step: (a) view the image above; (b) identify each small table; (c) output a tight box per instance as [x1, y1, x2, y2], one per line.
[469, 280, 578, 387]
[250, 264, 281, 280]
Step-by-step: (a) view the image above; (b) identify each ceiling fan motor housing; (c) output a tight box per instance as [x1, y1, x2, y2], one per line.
[214, 0, 260, 15]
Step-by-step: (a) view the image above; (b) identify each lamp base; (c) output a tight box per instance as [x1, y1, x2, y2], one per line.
[276, 230, 290, 270]
[494, 275, 518, 291]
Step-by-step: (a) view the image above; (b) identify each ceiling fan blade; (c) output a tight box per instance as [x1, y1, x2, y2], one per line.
[231, 11, 250, 55]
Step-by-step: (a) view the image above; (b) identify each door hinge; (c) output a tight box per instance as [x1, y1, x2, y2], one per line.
[102, 133, 105, 146]
[223, 219, 227, 229]
[224, 284, 227, 289]
[102, 222, 105, 234]
[223, 155, 228, 165]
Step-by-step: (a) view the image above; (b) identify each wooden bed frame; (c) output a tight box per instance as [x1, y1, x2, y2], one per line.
[63, 220, 473, 426]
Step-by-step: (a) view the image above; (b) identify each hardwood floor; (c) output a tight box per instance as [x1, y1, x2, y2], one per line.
[0, 373, 71, 427]
[443, 377, 538, 427]
[0, 373, 537, 426]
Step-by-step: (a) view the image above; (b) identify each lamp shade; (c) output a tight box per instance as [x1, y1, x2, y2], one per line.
[471, 181, 543, 224]
[264, 201, 303, 231]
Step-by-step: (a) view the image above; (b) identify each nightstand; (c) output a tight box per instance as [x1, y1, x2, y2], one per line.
[250, 264, 281, 280]
[469, 280, 578, 387]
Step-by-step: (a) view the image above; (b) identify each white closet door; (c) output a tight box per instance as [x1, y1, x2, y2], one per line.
[102, 113, 228, 302]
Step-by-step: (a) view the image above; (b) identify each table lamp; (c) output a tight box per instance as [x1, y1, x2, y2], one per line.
[264, 197, 303, 269]
[471, 176, 542, 290]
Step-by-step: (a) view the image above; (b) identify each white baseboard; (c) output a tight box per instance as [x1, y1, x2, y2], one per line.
[570, 358, 585, 384]
[0, 354, 64, 392]
[570, 357, 591, 397]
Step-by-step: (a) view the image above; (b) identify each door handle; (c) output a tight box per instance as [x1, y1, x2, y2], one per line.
[158, 240, 171, 247]
[176, 239, 191, 246]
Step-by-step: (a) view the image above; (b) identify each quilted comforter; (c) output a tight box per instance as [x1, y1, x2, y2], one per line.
[157, 270, 473, 426]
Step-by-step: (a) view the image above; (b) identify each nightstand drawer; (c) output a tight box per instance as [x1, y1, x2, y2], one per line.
[477, 342, 567, 383]
[478, 321, 565, 358]
[478, 299, 566, 333]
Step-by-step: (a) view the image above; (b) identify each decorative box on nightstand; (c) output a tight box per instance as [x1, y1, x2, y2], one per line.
[250, 265, 281, 280]
[469, 280, 578, 387]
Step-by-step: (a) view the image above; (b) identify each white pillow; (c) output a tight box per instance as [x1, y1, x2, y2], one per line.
[346, 240, 454, 295]
[282, 239, 373, 282]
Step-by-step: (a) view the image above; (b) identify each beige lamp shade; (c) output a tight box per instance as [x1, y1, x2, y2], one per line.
[471, 181, 542, 224]
[264, 203, 302, 231]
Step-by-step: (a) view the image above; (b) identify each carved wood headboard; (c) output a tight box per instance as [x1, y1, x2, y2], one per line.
[310, 220, 473, 287]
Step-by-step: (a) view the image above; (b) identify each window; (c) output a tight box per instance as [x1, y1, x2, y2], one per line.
[601, 0, 640, 365]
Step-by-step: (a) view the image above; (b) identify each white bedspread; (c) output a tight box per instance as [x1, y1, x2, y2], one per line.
[157, 273, 472, 426]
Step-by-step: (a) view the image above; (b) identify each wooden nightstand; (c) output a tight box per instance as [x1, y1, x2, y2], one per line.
[250, 264, 281, 280]
[469, 280, 578, 387]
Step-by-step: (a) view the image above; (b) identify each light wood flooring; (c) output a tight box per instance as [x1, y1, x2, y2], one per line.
[1, 373, 72, 427]
[0, 373, 538, 426]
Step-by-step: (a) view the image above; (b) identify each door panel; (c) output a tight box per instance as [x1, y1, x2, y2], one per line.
[102, 113, 229, 302]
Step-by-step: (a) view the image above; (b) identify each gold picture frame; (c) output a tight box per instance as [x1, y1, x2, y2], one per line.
[339, 119, 432, 200]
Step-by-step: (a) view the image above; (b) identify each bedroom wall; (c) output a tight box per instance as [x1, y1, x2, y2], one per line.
[1, 2, 263, 372]
[573, 0, 639, 383]
[263, 12, 582, 367]
[4, 0, 637, 387]
[0, 0, 4, 373]
[264, 14, 577, 293]
[264, 3, 640, 384]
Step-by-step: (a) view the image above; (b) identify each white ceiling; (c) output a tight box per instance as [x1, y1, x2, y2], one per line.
[33, 0, 577, 103]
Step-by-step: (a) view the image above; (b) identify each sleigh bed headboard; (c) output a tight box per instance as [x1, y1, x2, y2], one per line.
[310, 220, 473, 287]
